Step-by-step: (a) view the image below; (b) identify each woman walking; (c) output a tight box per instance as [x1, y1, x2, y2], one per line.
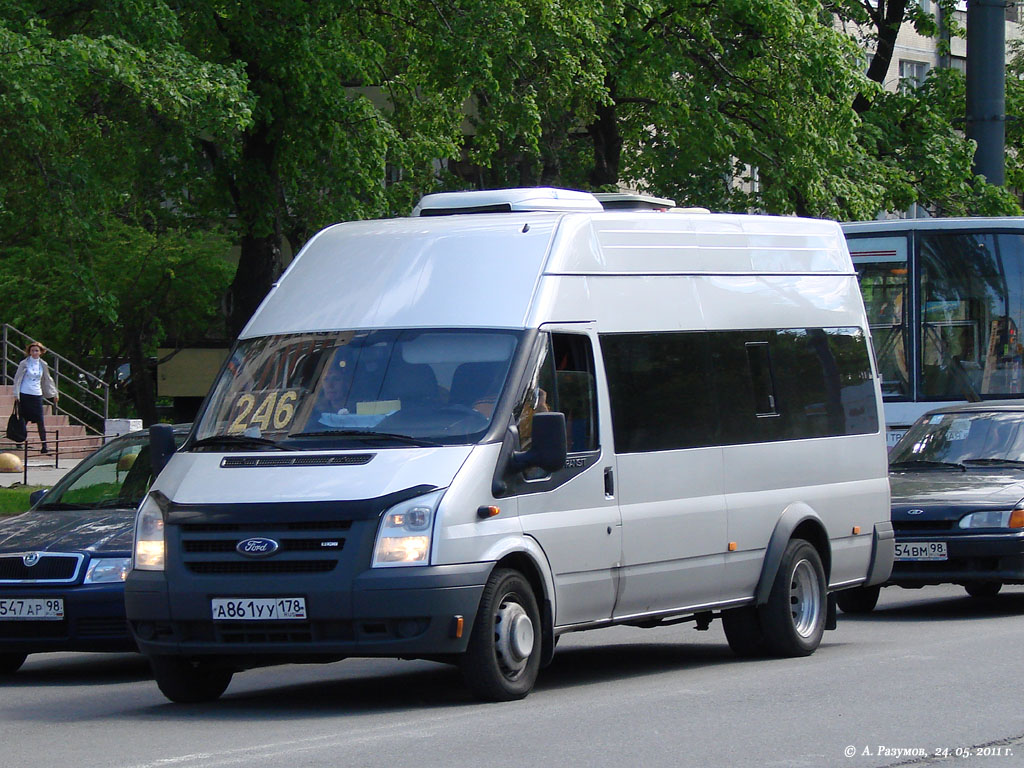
[12, 341, 59, 453]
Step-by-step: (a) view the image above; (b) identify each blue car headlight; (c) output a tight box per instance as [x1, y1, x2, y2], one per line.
[84, 557, 131, 584]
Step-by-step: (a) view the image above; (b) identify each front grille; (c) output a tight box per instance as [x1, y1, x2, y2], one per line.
[214, 622, 315, 644]
[181, 520, 353, 533]
[186, 561, 337, 575]
[0, 620, 68, 639]
[183, 538, 346, 554]
[76, 618, 130, 638]
[894, 520, 957, 532]
[0, 553, 83, 583]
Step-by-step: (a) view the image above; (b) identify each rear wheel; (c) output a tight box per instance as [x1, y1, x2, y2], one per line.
[0, 652, 27, 674]
[964, 581, 1002, 598]
[760, 539, 827, 656]
[460, 568, 541, 701]
[149, 656, 233, 703]
[836, 585, 881, 614]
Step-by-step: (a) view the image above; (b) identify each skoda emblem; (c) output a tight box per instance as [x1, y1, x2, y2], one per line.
[907, 509, 925, 516]
[236, 537, 280, 558]
[22, 552, 41, 567]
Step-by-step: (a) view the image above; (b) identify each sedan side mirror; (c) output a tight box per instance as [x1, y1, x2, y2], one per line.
[510, 412, 567, 474]
[29, 489, 47, 507]
[150, 424, 177, 481]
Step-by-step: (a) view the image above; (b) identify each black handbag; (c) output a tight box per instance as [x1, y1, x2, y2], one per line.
[6, 401, 27, 443]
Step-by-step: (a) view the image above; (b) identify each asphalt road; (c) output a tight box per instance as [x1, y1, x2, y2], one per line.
[3, 584, 1023, 768]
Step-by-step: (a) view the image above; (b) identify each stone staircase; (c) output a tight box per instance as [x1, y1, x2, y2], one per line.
[0, 385, 104, 462]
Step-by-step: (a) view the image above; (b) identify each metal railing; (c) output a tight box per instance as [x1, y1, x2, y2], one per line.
[2, 324, 109, 436]
[0, 431, 108, 485]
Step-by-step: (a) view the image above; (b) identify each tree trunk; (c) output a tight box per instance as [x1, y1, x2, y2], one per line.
[588, 95, 622, 188]
[128, 336, 158, 427]
[854, 0, 909, 114]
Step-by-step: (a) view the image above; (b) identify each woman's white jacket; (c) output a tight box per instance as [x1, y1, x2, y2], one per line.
[12, 358, 58, 400]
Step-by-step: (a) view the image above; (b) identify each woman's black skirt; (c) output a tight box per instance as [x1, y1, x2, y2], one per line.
[19, 393, 44, 424]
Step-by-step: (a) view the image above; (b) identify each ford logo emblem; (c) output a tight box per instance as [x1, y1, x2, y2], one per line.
[236, 538, 280, 558]
[907, 509, 925, 515]
[22, 552, 40, 567]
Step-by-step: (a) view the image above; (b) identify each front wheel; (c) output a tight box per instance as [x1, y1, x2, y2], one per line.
[0, 652, 27, 674]
[964, 581, 1002, 598]
[836, 585, 881, 614]
[149, 656, 233, 703]
[460, 568, 541, 701]
[760, 539, 827, 656]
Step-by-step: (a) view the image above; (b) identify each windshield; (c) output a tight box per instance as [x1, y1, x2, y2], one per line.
[890, 411, 1024, 467]
[194, 329, 522, 448]
[37, 431, 180, 510]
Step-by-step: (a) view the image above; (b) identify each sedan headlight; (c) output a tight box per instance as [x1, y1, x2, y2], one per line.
[84, 557, 131, 584]
[133, 496, 166, 571]
[372, 490, 444, 568]
[958, 509, 1024, 529]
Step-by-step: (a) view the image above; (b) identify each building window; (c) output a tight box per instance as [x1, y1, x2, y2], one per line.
[898, 60, 929, 92]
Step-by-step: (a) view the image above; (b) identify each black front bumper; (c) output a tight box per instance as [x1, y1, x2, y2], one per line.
[890, 530, 1024, 586]
[126, 562, 491, 666]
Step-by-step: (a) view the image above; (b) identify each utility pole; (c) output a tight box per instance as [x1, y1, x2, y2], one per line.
[965, 0, 1006, 185]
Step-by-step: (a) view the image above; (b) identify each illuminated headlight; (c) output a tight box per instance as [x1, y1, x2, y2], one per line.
[84, 557, 131, 584]
[958, 509, 1024, 529]
[133, 497, 166, 571]
[372, 490, 444, 568]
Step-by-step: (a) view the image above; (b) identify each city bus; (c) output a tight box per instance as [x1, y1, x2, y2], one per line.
[843, 218, 1024, 447]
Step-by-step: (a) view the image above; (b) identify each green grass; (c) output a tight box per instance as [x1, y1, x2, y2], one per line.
[0, 486, 50, 517]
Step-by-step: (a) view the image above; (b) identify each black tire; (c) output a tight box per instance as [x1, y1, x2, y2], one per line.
[760, 539, 827, 657]
[836, 585, 881, 614]
[721, 605, 769, 658]
[149, 656, 233, 703]
[964, 581, 1002, 598]
[460, 568, 541, 701]
[0, 652, 27, 674]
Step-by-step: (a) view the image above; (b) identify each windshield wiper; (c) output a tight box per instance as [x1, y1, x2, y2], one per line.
[35, 502, 92, 511]
[889, 459, 966, 471]
[190, 435, 289, 451]
[295, 430, 441, 447]
[961, 458, 1024, 467]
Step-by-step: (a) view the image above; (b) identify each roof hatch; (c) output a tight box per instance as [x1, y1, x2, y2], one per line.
[412, 187, 603, 216]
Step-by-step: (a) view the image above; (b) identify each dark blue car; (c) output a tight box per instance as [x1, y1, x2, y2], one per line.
[0, 426, 187, 673]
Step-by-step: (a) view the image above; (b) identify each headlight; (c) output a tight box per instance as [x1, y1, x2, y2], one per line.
[133, 496, 166, 571]
[84, 557, 131, 584]
[372, 490, 444, 568]
[958, 509, 1024, 529]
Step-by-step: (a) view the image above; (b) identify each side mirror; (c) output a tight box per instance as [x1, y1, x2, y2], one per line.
[510, 412, 567, 474]
[29, 489, 47, 507]
[150, 424, 177, 481]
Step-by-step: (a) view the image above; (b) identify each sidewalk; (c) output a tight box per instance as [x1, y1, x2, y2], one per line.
[0, 459, 79, 488]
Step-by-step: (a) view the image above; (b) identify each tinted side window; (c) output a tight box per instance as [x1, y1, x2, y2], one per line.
[602, 327, 878, 453]
[601, 333, 716, 452]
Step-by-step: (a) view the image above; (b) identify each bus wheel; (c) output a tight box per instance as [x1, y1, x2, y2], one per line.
[150, 656, 233, 703]
[460, 568, 541, 701]
[836, 585, 881, 614]
[965, 581, 1002, 598]
[761, 539, 827, 656]
[0, 652, 27, 674]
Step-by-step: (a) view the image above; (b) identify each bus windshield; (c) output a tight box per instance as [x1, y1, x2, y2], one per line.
[194, 329, 522, 449]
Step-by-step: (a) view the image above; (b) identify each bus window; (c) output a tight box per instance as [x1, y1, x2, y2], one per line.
[850, 236, 910, 398]
[919, 233, 1024, 399]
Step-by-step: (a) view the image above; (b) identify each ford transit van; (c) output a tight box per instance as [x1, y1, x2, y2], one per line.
[126, 188, 893, 702]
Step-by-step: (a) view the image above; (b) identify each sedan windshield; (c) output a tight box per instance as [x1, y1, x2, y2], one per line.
[194, 329, 522, 449]
[890, 411, 1024, 468]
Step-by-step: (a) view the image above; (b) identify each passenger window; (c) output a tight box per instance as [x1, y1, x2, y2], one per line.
[745, 342, 778, 417]
[515, 333, 599, 454]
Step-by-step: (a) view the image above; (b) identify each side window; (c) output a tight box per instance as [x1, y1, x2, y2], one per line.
[601, 332, 715, 453]
[745, 342, 778, 417]
[515, 333, 599, 454]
